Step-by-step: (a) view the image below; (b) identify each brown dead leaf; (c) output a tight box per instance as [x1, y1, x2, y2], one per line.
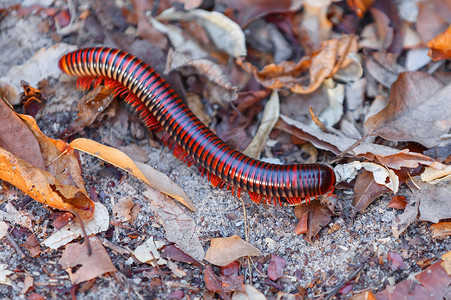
[0, 99, 44, 169]
[19, 275, 33, 295]
[267, 254, 285, 281]
[113, 197, 140, 223]
[387, 195, 408, 210]
[347, 0, 374, 18]
[204, 235, 261, 266]
[431, 222, 451, 239]
[364, 51, 405, 88]
[237, 35, 358, 94]
[442, 251, 451, 275]
[353, 171, 390, 212]
[428, 25, 451, 60]
[143, 189, 204, 262]
[70, 138, 195, 211]
[161, 244, 200, 265]
[58, 236, 117, 285]
[375, 260, 451, 299]
[294, 201, 334, 243]
[365, 72, 451, 148]
[205, 265, 228, 299]
[21, 233, 41, 258]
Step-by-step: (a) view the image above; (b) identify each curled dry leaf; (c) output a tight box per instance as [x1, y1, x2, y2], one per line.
[294, 201, 334, 243]
[42, 202, 109, 250]
[157, 8, 246, 58]
[0, 43, 77, 104]
[58, 236, 117, 285]
[387, 195, 408, 210]
[277, 114, 445, 171]
[364, 72, 451, 148]
[237, 35, 358, 94]
[352, 170, 390, 212]
[204, 235, 261, 266]
[70, 138, 195, 211]
[243, 90, 279, 159]
[143, 189, 205, 262]
[421, 165, 451, 184]
[113, 197, 140, 223]
[0, 113, 94, 219]
[427, 24, 451, 61]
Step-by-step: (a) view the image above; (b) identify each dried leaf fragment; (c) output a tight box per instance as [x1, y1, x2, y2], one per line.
[134, 236, 167, 266]
[59, 236, 117, 285]
[204, 235, 261, 266]
[428, 25, 451, 61]
[431, 222, 451, 239]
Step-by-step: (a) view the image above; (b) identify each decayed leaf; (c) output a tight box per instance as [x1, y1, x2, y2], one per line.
[0, 202, 33, 230]
[352, 171, 390, 212]
[375, 260, 451, 299]
[293, 202, 334, 243]
[277, 114, 445, 170]
[205, 265, 228, 298]
[0, 264, 13, 286]
[237, 35, 358, 94]
[243, 90, 279, 159]
[19, 275, 34, 295]
[428, 25, 451, 61]
[267, 254, 285, 281]
[0, 99, 44, 169]
[232, 284, 266, 300]
[42, 202, 109, 249]
[417, 184, 451, 223]
[113, 197, 140, 223]
[70, 138, 195, 211]
[58, 236, 117, 285]
[157, 8, 246, 58]
[388, 251, 406, 271]
[204, 235, 261, 266]
[143, 189, 204, 262]
[0, 43, 77, 105]
[365, 72, 451, 148]
[392, 196, 419, 238]
[431, 222, 451, 239]
[134, 237, 167, 266]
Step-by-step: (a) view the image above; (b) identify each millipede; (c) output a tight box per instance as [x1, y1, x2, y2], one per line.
[59, 47, 336, 205]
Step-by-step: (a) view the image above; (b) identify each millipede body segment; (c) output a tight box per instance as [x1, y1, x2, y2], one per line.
[59, 47, 336, 205]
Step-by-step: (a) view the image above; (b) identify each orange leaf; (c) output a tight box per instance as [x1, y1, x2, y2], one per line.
[428, 25, 451, 61]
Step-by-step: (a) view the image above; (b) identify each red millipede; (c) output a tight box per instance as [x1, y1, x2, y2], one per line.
[59, 47, 336, 205]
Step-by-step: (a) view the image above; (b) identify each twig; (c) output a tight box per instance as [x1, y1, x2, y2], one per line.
[5, 233, 26, 259]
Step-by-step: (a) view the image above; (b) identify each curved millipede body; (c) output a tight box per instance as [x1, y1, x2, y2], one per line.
[59, 47, 336, 205]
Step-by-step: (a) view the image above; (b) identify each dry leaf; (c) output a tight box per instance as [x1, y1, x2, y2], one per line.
[0, 99, 44, 169]
[143, 189, 204, 262]
[243, 90, 279, 159]
[294, 201, 334, 243]
[238, 35, 358, 94]
[353, 171, 390, 212]
[232, 284, 266, 300]
[267, 254, 285, 281]
[113, 197, 140, 223]
[157, 8, 246, 57]
[70, 138, 195, 211]
[278, 114, 444, 170]
[0, 264, 13, 286]
[375, 260, 451, 299]
[431, 222, 451, 239]
[0, 43, 77, 104]
[387, 195, 408, 210]
[392, 196, 418, 238]
[58, 236, 117, 285]
[442, 251, 451, 275]
[204, 235, 261, 266]
[42, 202, 109, 250]
[134, 236, 167, 266]
[421, 165, 451, 184]
[19, 275, 33, 295]
[0, 221, 8, 239]
[418, 184, 451, 223]
[0, 202, 33, 230]
[364, 72, 451, 148]
[428, 24, 451, 60]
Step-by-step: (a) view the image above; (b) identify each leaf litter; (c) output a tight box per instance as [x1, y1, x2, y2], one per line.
[0, 0, 451, 299]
